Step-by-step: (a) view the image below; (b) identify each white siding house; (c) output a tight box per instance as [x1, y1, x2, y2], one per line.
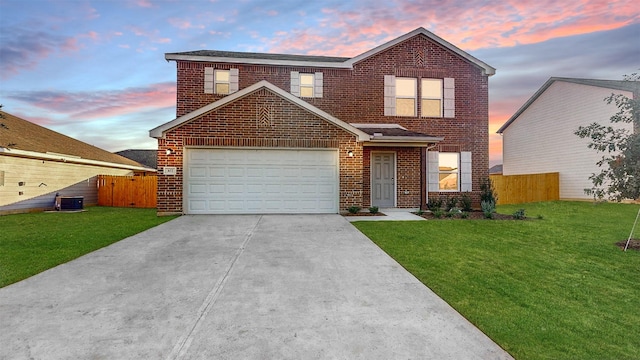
[497, 78, 638, 200]
[0, 111, 152, 213]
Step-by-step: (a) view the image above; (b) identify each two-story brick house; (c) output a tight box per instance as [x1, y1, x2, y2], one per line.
[150, 27, 495, 215]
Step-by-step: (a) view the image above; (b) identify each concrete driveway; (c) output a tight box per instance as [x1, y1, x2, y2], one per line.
[0, 215, 513, 359]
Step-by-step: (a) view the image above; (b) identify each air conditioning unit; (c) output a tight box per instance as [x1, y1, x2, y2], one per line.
[55, 196, 84, 211]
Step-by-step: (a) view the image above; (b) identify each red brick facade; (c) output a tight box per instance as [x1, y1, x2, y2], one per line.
[155, 30, 492, 214]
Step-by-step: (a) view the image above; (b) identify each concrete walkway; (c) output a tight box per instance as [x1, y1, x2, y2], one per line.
[0, 215, 512, 359]
[345, 208, 426, 222]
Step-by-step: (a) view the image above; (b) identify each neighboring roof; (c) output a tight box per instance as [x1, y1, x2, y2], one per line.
[497, 77, 640, 133]
[149, 80, 371, 141]
[115, 149, 157, 169]
[352, 123, 443, 144]
[489, 164, 503, 174]
[0, 111, 150, 171]
[165, 27, 495, 76]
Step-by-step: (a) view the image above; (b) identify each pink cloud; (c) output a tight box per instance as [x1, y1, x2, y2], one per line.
[0, 28, 81, 78]
[136, 0, 153, 8]
[6, 83, 177, 120]
[268, 0, 639, 56]
[168, 18, 205, 30]
[11, 112, 56, 126]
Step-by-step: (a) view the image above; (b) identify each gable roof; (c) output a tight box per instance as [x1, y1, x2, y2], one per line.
[149, 80, 371, 141]
[0, 111, 150, 171]
[345, 27, 495, 75]
[115, 149, 157, 169]
[497, 77, 640, 133]
[165, 28, 495, 76]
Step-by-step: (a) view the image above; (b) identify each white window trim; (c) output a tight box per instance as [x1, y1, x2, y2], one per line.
[427, 151, 472, 193]
[385, 76, 454, 118]
[443, 77, 455, 118]
[395, 77, 417, 117]
[384, 75, 396, 116]
[204, 68, 238, 95]
[421, 78, 443, 118]
[291, 71, 323, 98]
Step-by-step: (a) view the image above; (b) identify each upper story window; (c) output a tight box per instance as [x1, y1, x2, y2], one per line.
[395, 78, 417, 117]
[300, 74, 315, 97]
[215, 70, 230, 94]
[291, 72, 323, 98]
[204, 68, 238, 95]
[421, 79, 442, 117]
[385, 75, 455, 118]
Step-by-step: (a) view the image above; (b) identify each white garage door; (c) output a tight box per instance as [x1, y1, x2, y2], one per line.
[185, 148, 339, 214]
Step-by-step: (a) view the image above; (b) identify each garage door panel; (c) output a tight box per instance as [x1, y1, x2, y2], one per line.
[190, 167, 207, 178]
[185, 149, 338, 214]
[228, 167, 245, 177]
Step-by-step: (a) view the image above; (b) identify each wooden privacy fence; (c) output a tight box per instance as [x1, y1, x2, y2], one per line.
[490, 172, 559, 205]
[97, 175, 157, 208]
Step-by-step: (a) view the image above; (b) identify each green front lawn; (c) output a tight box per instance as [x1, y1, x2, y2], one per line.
[0, 207, 177, 288]
[353, 201, 640, 360]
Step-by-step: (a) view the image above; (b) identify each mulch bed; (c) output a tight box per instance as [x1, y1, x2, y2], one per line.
[416, 210, 520, 220]
[343, 212, 387, 217]
[615, 239, 640, 251]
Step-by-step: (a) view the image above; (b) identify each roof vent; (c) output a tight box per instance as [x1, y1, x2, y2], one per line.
[373, 132, 383, 137]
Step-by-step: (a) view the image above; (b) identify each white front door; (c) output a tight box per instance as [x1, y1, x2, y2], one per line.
[184, 148, 339, 214]
[371, 152, 395, 208]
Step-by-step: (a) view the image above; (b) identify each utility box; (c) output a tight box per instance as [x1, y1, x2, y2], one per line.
[55, 196, 84, 211]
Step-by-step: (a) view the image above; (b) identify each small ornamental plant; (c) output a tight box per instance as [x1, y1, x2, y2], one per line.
[460, 193, 473, 212]
[369, 206, 379, 214]
[513, 209, 526, 220]
[347, 206, 361, 214]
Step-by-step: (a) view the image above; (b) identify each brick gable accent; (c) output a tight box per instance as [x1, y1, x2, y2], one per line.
[158, 88, 363, 214]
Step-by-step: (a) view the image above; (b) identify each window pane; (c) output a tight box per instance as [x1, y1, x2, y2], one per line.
[396, 78, 416, 97]
[216, 83, 229, 94]
[396, 98, 415, 116]
[422, 99, 442, 117]
[439, 173, 458, 190]
[300, 86, 314, 97]
[215, 70, 229, 82]
[439, 153, 459, 171]
[300, 74, 314, 86]
[422, 79, 442, 98]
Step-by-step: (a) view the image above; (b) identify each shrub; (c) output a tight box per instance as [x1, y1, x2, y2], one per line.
[369, 206, 379, 214]
[480, 178, 498, 204]
[446, 196, 459, 211]
[481, 200, 496, 219]
[460, 211, 470, 219]
[513, 209, 526, 220]
[445, 211, 455, 218]
[347, 206, 361, 214]
[428, 197, 443, 210]
[433, 209, 445, 218]
[459, 193, 473, 212]
[415, 209, 424, 216]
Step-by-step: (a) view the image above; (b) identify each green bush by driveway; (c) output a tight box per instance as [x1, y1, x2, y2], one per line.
[0, 207, 177, 288]
[353, 201, 640, 360]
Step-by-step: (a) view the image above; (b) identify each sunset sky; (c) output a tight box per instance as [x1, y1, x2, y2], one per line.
[1, 0, 638, 166]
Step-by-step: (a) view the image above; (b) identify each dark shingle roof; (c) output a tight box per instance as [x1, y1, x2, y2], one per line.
[357, 127, 437, 138]
[0, 110, 144, 168]
[115, 149, 157, 169]
[166, 50, 350, 63]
